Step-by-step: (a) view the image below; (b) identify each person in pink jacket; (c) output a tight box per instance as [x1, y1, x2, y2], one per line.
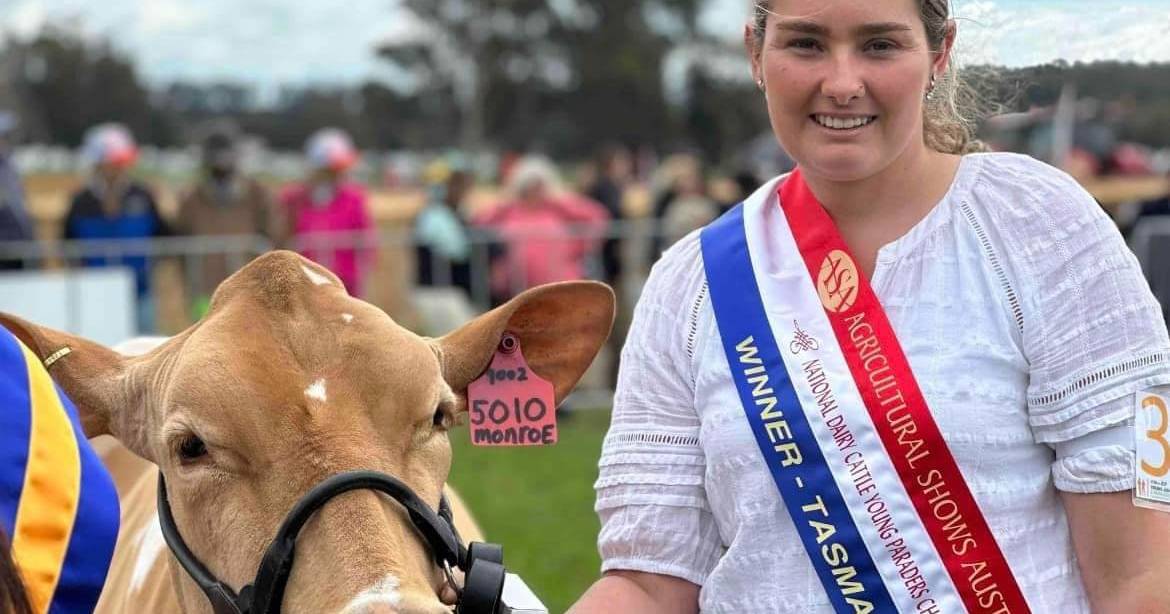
[473, 155, 610, 305]
[280, 128, 375, 296]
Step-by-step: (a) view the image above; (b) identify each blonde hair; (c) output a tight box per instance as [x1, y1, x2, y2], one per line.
[751, 0, 987, 154]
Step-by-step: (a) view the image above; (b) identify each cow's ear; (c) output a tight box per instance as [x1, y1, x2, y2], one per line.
[0, 313, 149, 455]
[434, 281, 615, 406]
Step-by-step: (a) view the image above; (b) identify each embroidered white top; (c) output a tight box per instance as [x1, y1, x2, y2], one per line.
[595, 152, 1170, 613]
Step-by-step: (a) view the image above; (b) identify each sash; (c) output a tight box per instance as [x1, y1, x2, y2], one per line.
[701, 171, 1028, 614]
[0, 326, 120, 614]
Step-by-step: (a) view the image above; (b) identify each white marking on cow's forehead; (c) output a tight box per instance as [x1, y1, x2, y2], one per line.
[341, 574, 402, 613]
[305, 378, 328, 402]
[131, 511, 167, 594]
[302, 264, 332, 286]
[342, 313, 355, 323]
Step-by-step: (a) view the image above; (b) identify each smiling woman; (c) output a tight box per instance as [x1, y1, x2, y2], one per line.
[752, 0, 981, 158]
[570, 1, 1170, 613]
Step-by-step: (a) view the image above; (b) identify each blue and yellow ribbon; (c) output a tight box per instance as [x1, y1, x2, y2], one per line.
[0, 326, 119, 614]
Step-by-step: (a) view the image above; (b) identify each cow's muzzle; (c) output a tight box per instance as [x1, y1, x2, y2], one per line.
[157, 471, 507, 614]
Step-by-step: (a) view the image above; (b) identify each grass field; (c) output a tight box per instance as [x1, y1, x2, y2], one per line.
[446, 409, 612, 614]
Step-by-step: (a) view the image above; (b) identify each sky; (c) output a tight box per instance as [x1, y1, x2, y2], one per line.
[2, 0, 1169, 91]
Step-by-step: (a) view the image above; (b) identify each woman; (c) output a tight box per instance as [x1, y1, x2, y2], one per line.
[414, 157, 474, 295]
[571, 1, 1170, 612]
[472, 155, 609, 306]
[647, 152, 719, 259]
[64, 123, 171, 333]
[280, 128, 374, 297]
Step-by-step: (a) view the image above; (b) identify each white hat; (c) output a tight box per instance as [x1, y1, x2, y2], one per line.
[305, 128, 358, 171]
[81, 123, 138, 167]
[506, 155, 563, 197]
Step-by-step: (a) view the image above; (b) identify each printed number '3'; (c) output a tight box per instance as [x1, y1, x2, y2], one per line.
[1141, 395, 1170, 478]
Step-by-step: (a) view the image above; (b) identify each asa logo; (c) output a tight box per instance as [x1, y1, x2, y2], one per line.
[817, 250, 860, 313]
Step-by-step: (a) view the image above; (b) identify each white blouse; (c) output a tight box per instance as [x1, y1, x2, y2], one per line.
[595, 152, 1170, 613]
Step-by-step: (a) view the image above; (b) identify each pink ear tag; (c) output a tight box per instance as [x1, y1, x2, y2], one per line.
[467, 333, 557, 447]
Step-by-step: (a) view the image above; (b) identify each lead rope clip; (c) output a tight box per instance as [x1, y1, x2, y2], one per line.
[442, 558, 462, 600]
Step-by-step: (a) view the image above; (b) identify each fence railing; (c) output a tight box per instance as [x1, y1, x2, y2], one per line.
[5, 219, 1170, 406]
[0, 222, 681, 406]
[0, 223, 652, 299]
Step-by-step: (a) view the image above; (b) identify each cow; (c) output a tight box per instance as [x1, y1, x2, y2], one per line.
[0, 250, 614, 613]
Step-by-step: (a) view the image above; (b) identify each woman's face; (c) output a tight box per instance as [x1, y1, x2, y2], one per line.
[747, 0, 952, 183]
[519, 180, 548, 204]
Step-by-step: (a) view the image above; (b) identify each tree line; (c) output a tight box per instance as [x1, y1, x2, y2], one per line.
[2, 15, 1169, 165]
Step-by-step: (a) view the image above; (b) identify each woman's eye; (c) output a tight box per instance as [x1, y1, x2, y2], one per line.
[788, 38, 822, 52]
[178, 435, 208, 462]
[865, 39, 898, 53]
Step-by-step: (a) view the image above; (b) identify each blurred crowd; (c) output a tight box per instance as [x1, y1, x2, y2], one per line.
[4, 107, 1170, 345]
[1, 119, 379, 332]
[0, 112, 779, 342]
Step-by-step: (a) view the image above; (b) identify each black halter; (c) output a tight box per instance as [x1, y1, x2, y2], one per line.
[157, 470, 507, 614]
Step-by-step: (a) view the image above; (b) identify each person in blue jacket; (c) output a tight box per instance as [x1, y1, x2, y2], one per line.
[63, 124, 171, 333]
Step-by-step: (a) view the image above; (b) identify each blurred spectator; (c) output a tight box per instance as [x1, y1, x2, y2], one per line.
[1132, 169, 1170, 220]
[1127, 170, 1170, 324]
[63, 123, 171, 333]
[1109, 143, 1154, 176]
[586, 143, 632, 288]
[415, 156, 473, 295]
[176, 125, 283, 318]
[0, 111, 33, 270]
[585, 143, 635, 389]
[472, 155, 609, 306]
[280, 128, 374, 297]
[720, 169, 763, 212]
[648, 153, 718, 260]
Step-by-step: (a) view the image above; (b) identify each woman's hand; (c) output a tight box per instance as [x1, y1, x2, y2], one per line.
[1063, 491, 1170, 613]
[568, 570, 700, 614]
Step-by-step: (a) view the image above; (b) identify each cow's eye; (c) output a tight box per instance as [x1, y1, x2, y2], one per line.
[178, 435, 208, 462]
[432, 406, 452, 430]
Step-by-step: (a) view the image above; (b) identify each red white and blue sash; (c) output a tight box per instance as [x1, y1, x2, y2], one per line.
[700, 170, 1028, 614]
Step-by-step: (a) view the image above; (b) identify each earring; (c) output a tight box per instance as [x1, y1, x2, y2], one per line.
[926, 74, 937, 101]
[757, 79, 765, 92]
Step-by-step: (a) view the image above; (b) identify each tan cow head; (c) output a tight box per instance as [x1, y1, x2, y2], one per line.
[0, 251, 614, 613]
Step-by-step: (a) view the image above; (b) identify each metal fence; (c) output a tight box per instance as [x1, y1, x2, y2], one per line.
[6, 218, 1170, 406]
[0, 221, 680, 407]
[1, 219, 675, 302]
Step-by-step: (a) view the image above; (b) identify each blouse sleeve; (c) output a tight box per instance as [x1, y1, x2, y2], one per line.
[993, 156, 1170, 493]
[594, 234, 723, 585]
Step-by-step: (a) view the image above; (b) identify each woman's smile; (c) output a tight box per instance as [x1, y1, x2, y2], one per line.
[811, 113, 880, 132]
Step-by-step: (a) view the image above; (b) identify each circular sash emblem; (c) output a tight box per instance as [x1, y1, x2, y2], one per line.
[817, 249, 860, 313]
